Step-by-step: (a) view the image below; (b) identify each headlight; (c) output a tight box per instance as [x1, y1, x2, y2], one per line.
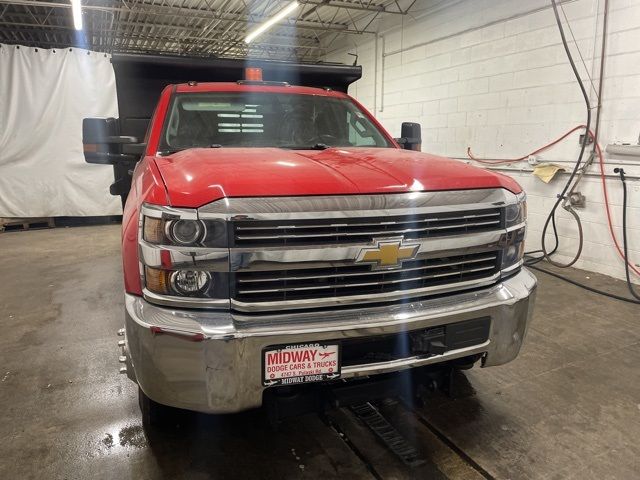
[139, 204, 229, 307]
[501, 192, 527, 275]
[500, 228, 525, 271]
[505, 193, 527, 228]
[169, 219, 204, 245]
[170, 270, 210, 294]
[500, 226, 526, 275]
[142, 212, 227, 248]
[145, 266, 225, 299]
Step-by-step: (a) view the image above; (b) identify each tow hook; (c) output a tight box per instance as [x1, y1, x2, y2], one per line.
[409, 327, 447, 355]
[117, 328, 127, 374]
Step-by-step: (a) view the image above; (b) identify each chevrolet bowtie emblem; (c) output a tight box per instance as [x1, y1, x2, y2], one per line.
[356, 239, 420, 270]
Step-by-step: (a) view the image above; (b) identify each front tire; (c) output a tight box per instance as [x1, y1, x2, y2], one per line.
[138, 387, 177, 431]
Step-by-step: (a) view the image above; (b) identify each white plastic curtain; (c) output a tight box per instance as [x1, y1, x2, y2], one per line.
[0, 44, 121, 217]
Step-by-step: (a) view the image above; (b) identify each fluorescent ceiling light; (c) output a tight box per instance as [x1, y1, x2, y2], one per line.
[71, 0, 82, 30]
[245, 1, 299, 44]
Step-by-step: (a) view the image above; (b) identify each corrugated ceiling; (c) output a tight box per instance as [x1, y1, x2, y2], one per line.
[0, 0, 416, 61]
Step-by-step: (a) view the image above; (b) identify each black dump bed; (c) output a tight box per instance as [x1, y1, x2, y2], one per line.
[106, 54, 361, 204]
[111, 54, 362, 142]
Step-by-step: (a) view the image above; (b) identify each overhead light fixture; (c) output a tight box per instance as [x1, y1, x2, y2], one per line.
[245, 1, 299, 44]
[71, 0, 82, 30]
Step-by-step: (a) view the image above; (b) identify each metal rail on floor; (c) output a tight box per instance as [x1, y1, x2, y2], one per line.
[350, 402, 425, 467]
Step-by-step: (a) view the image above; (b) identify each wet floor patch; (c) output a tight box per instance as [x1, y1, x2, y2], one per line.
[102, 433, 114, 448]
[119, 425, 147, 449]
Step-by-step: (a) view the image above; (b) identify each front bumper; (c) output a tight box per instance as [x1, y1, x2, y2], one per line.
[124, 268, 536, 414]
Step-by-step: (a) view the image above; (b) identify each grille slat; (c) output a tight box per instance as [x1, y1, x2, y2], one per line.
[232, 208, 503, 248]
[236, 220, 500, 241]
[237, 254, 498, 284]
[233, 251, 501, 304]
[235, 211, 501, 231]
[237, 264, 497, 294]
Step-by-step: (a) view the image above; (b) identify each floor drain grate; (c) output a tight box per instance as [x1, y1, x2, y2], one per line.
[350, 402, 425, 467]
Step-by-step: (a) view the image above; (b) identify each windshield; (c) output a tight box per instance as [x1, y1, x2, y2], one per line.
[159, 92, 392, 153]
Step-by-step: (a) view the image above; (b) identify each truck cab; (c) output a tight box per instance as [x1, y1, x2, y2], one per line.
[84, 55, 536, 427]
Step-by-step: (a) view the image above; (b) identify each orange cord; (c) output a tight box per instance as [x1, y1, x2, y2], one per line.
[467, 126, 640, 276]
[466, 125, 588, 164]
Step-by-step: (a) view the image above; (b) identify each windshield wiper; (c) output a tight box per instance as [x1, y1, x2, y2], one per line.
[158, 148, 185, 156]
[158, 144, 223, 156]
[277, 143, 331, 150]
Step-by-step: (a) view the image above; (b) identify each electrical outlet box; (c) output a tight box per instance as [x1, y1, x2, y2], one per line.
[579, 134, 593, 146]
[569, 191, 586, 208]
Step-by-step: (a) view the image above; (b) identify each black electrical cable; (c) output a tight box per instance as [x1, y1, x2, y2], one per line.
[523, 2, 638, 304]
[615, 167, 640, 301]
[534, 0, 590, 268]
[526, 167, 640, 305]
[524, 217, 559, 266]
[529, 265, 640, 305]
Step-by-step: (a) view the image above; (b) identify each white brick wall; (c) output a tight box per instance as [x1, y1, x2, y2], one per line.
[324, 0, 640, 285]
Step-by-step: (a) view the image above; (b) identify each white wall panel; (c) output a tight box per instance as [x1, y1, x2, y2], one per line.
[324, 0, 640, 284]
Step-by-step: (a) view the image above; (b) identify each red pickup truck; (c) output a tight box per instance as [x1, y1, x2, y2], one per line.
[84, 55, 535, 428]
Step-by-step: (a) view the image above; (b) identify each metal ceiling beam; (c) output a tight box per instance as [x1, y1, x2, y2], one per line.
[0, 0, 377, 34]
[0, 19, 324, 50]
[1, 9, 321, 43]
[0, 0, 418, 61]
[299, 0, 407, 14]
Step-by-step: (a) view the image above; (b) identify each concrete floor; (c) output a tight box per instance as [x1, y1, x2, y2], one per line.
[1, 224, 639, 479]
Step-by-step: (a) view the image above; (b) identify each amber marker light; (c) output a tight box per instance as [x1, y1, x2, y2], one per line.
[143, 217, 164, 244]
[245, 67, 263, 81]
[144, 267, 171, 295]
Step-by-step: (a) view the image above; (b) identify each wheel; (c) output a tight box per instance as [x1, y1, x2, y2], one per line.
[138, 386, 178, 432]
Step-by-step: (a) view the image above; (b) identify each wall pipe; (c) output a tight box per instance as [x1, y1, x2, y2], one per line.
[591, 0, 608, 150]
[381, 0, 579, 58]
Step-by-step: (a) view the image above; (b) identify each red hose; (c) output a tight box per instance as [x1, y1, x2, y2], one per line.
[467, 126, 640, 276]
[466, 125, 588, 164]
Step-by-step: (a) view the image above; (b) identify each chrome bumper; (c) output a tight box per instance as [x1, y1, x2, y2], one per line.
[124, 268, 536, 414]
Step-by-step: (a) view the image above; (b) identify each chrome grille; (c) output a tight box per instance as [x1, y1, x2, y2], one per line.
[232, 208, 503, 247]
[232, 250, 501, 304]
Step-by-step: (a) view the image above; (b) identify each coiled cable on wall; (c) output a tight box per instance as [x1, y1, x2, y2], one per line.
[529, 166, 640, 306]
[466, 1, 639, 302]
[535, 0, 591, 268]
[526, 166, 640, 305]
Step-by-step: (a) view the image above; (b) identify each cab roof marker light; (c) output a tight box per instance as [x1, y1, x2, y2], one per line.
[71, 0, 82, 30]
[244, 1, 299, 44]
[244, 67, 263, 81]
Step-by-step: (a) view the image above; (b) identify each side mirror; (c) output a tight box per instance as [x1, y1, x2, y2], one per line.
[82, 118, 146, 165]
[395, 122, 422, 151]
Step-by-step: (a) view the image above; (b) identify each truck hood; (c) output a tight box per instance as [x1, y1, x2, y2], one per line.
[152, 147, 521, 208]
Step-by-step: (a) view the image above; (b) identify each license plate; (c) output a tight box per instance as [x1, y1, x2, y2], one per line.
[263, 342, 340, 386]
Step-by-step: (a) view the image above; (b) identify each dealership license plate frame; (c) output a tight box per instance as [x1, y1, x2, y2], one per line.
[262, 342, 341, 387]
